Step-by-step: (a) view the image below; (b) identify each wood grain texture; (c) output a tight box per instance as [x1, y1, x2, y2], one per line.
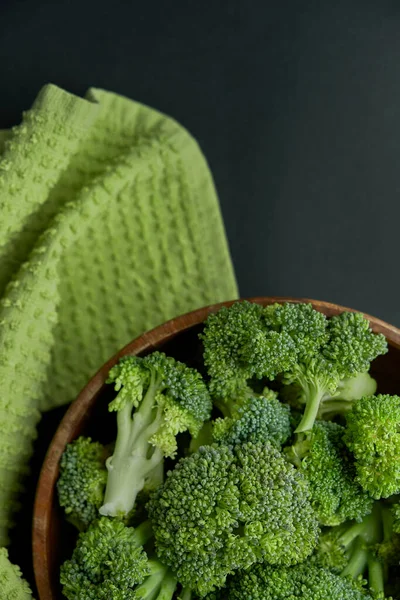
[32, 297, 400, 600]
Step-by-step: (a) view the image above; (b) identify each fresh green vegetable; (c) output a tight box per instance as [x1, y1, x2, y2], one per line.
[148, 441, 319, 596]
[56, 304, 400, 600]
[57, 436, 108, 530]
[313, 503, 396, 598]
[100, 351, 212, 517]
[281, 310, 387, 433]
[212, 389, 291, 447]
[199, 301, 297, 409]
[285, 420, 373, 525]
[201, 302, 387, 433]
[228, 562, 374, 600]
[60, 517, 178, 600]
[344, 394, 400, 499]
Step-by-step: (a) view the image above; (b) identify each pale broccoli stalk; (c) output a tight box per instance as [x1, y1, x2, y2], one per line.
[100, 351, 211, 517]
[314, 503, 396, 598]
[344, 394, 400, 499]
[283, 311, 387, 433]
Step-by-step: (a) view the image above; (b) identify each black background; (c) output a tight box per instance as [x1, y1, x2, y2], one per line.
[1, 0, 400, 328]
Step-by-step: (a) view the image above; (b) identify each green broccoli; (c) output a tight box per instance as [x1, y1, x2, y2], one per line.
[228, 562, 374, 600]
[148, 441, 319, 596]
[199, 301, 297, 409]
[201, 302, 386, 434]
[344, 394, 400, 499]
[212, 389, 291, 448]
[282, 311, 387, 433]
[60, 517, 177, 600]
[285, 420, 373, 525]
[57, 436, 109, 530]
[100, 351, 212, 517]
[313, 503, 395, 598]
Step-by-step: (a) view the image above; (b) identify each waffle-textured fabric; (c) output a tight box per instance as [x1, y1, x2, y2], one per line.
[0, 84, 237, 592]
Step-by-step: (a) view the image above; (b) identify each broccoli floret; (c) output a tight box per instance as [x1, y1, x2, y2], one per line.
[344, 394, 400, 499]
[285, 421, 373, 526]
[200, 301, 297, 409]
[201, 303, 386, 434]
[313, 504, 395, 599]
[57, 436, 109, 530]
[212, 389, 291, 448]
[60, 517, 177, 600]
[148, 442, 319, 596]
[391, 501, 400, 533]
[283, 311, 387, 433]
[100, 351, 212, 517]
[228, 563, 373, 600]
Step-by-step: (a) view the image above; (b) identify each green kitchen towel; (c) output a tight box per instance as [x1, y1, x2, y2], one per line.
[0, 84, 238, 593]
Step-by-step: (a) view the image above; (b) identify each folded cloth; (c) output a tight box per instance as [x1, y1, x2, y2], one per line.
[0, 84, 238, 594]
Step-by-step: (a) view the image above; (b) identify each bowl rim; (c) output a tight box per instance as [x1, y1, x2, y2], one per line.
[32, 296, 400, 600]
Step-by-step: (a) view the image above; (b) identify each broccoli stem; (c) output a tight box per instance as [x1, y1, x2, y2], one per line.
[179, 587, 192, 600]
[341, 537, 368, 579]
[135, 561, 169, 600]
[156, 570, 177, 600]
[189, 420, 213, 453]
[341, 504, 385, 594]
[133, 520, 154, 546]
[295, 381, 326, 433]
[368, 555, 385, 595]
[100, 376, 165, 517]
[318, 400, 353, 418]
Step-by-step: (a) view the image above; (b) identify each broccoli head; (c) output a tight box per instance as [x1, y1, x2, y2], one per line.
[200, 301, 297, 407]
[57, 436, 109, 531]
[283, 311, 387, 433]
[60, 517, 177, 600]
[212, 389, 291, 448]
[285, 420, 373, 526]
[100, 351, 211, 517]
[228, 563, 373, 600]
[344, 394, 400, 499]
[148, 441, 319, 596]
[201, 302, 386, 434]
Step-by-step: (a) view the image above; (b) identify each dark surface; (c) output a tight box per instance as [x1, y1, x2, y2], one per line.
[1, 1, 400, 325]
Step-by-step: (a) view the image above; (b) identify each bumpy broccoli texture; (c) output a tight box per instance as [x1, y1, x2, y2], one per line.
[285, 420, 373, 525]
[212, 389, 291, 448]
[100, 351, 211, 517]
[60, 517, 178, 600]
[57, 436, 108, 530]
[57, 304, 400, 600]
[344, 394, 400, 499]
[228, 563, 373, 600]
[148, 442, 319, 596]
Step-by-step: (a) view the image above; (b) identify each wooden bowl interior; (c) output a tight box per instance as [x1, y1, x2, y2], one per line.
[32, 297, 400, 600]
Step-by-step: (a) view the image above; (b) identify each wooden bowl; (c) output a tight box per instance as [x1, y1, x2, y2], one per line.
[32, 297, 400, 600]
